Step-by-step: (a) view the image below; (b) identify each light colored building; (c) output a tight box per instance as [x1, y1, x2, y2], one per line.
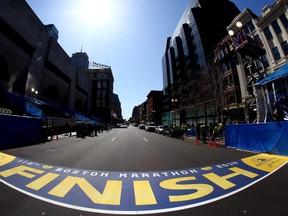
[257, 0, 288, 69]
[220, 8, 269, 123]
[255, 0, 288, 121]
[215, 0, 288, 123]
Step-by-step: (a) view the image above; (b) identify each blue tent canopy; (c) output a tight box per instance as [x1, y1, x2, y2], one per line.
[4, 91, 102, 124]
[74, 111, 99, 124]
[254, 62, 288, 86]
[5, 92, 45, 119]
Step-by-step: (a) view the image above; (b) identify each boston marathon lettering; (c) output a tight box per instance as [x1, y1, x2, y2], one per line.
[0, 153, 287, 214]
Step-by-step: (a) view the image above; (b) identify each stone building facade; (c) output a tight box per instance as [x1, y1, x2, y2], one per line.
[0, 0, 90, 111]
[214, 0, 288, 123]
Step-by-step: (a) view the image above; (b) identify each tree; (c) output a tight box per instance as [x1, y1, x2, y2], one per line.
[172, 59, 224, 124]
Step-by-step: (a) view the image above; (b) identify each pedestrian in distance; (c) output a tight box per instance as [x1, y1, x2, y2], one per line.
[212, 124, 219, 142]
[218, 122, 224, 139]
[200, 122, 207, 144]
[196, 123, 201, 140]
[94, 123, 98, 136]
[209, 122, 213, 137]
[273, 101, 284, 121]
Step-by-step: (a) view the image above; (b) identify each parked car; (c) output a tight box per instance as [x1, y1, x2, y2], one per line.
[163, 125, 183, 138]
[162, 125, 173, 136]
[145, 122, 156, 132]
[138, 124, 145, 129]
[155, 125, 164, 134]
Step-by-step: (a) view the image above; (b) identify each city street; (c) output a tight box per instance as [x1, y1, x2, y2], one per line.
[0, 126, 288, 216]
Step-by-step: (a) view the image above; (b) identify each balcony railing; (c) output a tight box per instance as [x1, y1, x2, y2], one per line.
[232, 29, 263, 51]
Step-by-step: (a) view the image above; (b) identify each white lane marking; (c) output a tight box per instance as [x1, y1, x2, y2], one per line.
[143, 137, 148, 142]
[112, 137, 116, 142]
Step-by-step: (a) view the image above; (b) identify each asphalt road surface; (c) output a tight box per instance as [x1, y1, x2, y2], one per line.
[0, 126, 288, 216]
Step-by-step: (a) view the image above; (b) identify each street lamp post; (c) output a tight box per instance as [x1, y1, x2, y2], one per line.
[228, 20, 268, 123]
[228, 21, 251, 122]
[228, 21, 243, 37]
[29, 87, 38, 98]
[171, 98, 178, 126]
[31, 88, 38, 95]
[152, 110, 156, 123]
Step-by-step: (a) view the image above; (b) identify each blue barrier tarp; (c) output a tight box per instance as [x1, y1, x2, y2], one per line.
[225, 121, 288, 156]
[254, 62, 288, 86]
[0, 114, 45, 146]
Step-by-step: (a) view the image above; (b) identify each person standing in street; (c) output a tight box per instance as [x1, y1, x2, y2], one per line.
[201, 122, 207, 144]
[273, 102, 284, 121]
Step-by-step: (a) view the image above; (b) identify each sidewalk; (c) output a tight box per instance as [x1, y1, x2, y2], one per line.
[183, 136, 225, 147]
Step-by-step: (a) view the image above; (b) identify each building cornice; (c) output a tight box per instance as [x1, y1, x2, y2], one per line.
[256, 0, 288, 26]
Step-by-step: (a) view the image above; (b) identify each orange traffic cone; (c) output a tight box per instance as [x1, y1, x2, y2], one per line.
[195, 136, 199, 145]
[213, 140, 217, 148]
[208, 137, 212, 147]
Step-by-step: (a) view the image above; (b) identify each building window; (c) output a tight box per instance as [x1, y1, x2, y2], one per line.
[254, 34, 263, 47]
[96, 99, 101, 107]
[272, 47, 281, 61]
[227, 94, 235, 104]
[280, 14, 288, 28]
[102, 90, 107, 97]
[224, 75, 234, 88]
[217, 50, 224, 59]
[281, 41, 288, 56]
[102, 99, 107, 107]
[222, 62, 231, 73]
[102, 80, 107, 88]
[229, 95, 235, 104]
[244, 21, 255, 34]
[272, 20, 281, 34]
[264, 27, 273, 40]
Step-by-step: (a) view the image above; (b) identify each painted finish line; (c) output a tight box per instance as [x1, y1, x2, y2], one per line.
[0, 153, 287, 215]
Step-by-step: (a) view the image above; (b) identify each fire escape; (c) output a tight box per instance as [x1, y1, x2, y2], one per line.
[228, 20, 268, 122]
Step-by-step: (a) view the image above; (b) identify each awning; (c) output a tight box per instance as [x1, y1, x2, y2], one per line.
[5, 91, 101, 124]
[5, 92, 45, 119]
[254, 63, 288, 86]
[74, 111, 97, 124]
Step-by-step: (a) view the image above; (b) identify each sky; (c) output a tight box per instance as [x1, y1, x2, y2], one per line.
[26, 0, 276, 120]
